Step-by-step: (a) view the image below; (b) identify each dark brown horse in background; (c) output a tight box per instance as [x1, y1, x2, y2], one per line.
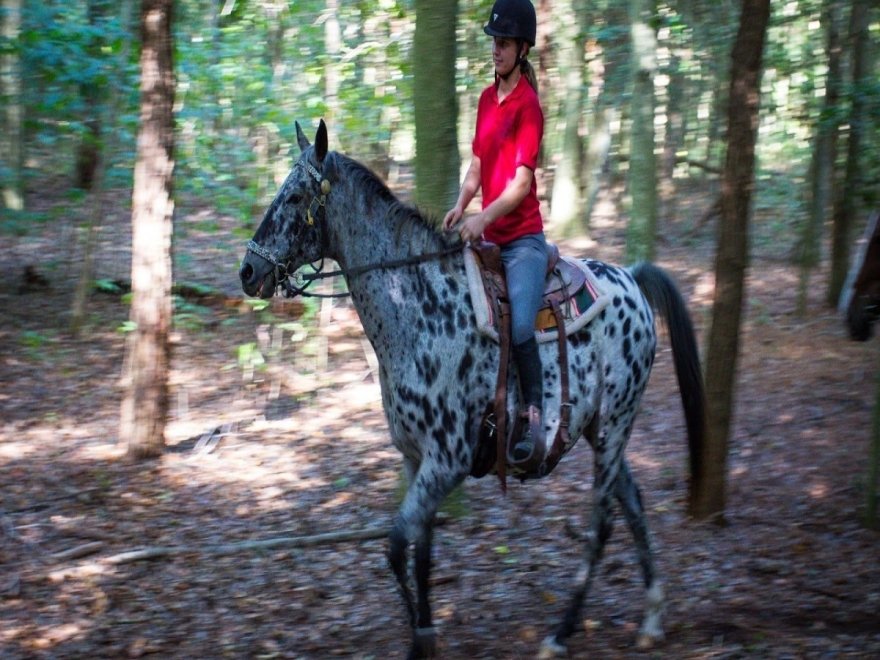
[841, 210, 880, 341]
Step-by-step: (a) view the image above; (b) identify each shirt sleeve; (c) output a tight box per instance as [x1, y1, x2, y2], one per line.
[514, 98, 543, 171]
[472, 89, 490, 160]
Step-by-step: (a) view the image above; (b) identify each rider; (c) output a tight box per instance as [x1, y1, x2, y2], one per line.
[443, 0, 547, 466]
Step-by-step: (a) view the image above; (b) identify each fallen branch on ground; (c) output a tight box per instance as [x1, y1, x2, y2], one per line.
[47, 515, 449, 581]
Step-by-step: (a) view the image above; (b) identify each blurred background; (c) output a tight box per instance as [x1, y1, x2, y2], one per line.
[2, 0, 876, 289]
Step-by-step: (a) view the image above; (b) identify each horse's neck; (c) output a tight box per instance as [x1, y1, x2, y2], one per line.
[328, 177, 464, 346]
[329, 168, 441, 270]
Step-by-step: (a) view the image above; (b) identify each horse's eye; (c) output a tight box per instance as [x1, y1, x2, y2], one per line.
[286, 192, 302, 205]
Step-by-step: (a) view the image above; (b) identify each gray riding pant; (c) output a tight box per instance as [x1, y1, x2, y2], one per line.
[500, 232, 548, 346]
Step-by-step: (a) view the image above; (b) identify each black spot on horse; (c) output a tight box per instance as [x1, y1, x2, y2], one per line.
[457, 350, 474, 381]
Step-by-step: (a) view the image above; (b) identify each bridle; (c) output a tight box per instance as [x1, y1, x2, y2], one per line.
[245, 159, 462, 299]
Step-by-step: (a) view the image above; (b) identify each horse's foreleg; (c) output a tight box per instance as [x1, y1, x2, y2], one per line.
[390, 455, 466, 659]
[412, 524, 436, 657]
[389, 457, 420, 631]
[614, 460, 665, 648]
[389, 523, 417, 626]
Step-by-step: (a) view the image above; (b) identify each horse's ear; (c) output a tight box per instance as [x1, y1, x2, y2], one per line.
[315, 119, 328, 164]
[295, 121, 310, 152]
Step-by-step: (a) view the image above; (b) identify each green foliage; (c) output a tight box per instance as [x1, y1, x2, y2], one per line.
[172, 296, 213, 331]
[12, 1, 139, 184]
[5, 0, 879, 265]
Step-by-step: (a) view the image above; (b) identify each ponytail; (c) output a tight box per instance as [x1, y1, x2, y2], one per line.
[520, 57, 538, 93]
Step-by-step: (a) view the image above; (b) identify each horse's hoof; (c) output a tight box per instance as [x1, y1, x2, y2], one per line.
[635, 630, 664, 650]
[408, 627, 437, 659]
[537, 635, 568, 659]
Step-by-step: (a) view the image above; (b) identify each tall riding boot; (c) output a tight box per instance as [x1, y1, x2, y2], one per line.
[511, 336, 545, 465]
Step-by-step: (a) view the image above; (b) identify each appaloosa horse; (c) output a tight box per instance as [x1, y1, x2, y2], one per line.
[841, 210, 880, 341]
[239, 120, 706, 658]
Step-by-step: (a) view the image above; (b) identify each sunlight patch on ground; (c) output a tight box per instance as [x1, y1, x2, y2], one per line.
[807, 481, 829, 499]
[627, 451, 665, 472]
[0, 438, 40, 461]
[4, 620, 89, 653]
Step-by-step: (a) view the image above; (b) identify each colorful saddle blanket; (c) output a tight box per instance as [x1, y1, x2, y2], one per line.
[464, 242, 609, 344]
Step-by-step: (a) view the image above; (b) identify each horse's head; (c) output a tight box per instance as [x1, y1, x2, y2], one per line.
[240, 120, 334, 298]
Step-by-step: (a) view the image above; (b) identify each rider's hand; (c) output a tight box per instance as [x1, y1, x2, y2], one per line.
[457, 213, 489, 243]
[443, 206, 463, 231]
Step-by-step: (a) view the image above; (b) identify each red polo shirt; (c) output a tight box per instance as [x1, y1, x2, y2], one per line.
[472, 75, 544, 245]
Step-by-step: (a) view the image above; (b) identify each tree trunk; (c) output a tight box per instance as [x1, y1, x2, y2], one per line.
[413, 0, 459, 216]
[74, 0, 112, 190]
[119, 0, 175, 460]
[867, 346, 880, 529]
[827, 0, 870, 307]
[625, 0, 657, 263]
[549, 0, 586, 232]
[692, 0, 771, 520]
[323, 0, 340, 127]
[797, 1, 841, 316]
[71, 0, 136, 335]
[1, 0, 24, 212]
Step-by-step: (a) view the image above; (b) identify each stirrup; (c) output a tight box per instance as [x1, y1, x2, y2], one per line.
[507, 405, 545, 470]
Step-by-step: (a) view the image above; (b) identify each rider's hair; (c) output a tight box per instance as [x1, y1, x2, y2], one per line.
[520, 55, 538, 93]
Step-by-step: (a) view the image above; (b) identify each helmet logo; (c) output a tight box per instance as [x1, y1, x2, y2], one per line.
[493, 13, 499, 22]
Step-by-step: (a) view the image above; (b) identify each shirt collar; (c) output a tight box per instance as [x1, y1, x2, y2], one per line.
[493, 73, 529, 105]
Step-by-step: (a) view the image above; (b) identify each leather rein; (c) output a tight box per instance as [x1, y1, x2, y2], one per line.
[245, 160, 461, 299]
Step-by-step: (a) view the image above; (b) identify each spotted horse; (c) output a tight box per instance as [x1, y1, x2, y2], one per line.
[239, 120, 706, 659]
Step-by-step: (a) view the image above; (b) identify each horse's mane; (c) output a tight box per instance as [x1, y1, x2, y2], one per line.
[331, 152, 457, 249]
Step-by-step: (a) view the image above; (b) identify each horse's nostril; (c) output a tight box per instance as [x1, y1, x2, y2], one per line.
[240, 263, 253, 282]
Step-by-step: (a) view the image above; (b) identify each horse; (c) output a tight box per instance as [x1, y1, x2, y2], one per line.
[840, 210, 880, 341]
[239, 120, 706, 659]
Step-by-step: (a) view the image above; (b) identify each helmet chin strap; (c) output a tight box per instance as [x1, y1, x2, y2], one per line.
[497, 39, 527, 82]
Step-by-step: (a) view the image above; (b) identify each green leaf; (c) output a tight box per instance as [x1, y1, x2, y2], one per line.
[117, 321, 138, 334]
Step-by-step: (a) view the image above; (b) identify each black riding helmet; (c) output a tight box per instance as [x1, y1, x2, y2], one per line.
[483, 0, 537, 47]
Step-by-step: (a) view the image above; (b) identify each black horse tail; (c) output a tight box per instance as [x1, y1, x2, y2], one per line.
[631, 262, 706, 489]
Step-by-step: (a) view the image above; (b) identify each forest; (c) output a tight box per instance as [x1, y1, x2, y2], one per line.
[2, 0, 879, 658]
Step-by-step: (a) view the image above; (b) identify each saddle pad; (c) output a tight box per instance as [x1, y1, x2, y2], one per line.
[464, 249, 610, 344]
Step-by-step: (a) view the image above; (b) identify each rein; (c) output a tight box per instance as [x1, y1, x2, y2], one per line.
[282, 245, 462, 299]
[245, 157, 462, 300]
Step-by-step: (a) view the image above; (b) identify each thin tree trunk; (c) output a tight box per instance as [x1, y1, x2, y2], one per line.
[1, 0, 24, 212]
[413, 0, 459, 215]
[827, 0, 869, 307]
[549, 0, 586, 232]
[71, 0, 135, 335]
[625, 0, 657, 262]
[692, 0, 771, 520]
[323, 0, 340, 128]
[797, 2, 841, 316]
[74, 0, 111, 190]
[119, 0, 175, 460]
[867, 344, 880, 529]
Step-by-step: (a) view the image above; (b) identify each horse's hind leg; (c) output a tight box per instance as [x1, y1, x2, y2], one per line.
[614, 459, 665, 648]
[540, 455, 617, 658]
[388, 454, 466, 659]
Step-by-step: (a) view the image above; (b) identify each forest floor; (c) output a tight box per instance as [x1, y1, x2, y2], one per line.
[1, 180, 879, 659]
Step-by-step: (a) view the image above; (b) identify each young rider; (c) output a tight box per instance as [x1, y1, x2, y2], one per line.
[443, 0, 547, 466]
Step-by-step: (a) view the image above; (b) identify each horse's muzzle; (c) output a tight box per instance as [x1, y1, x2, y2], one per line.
[239, 259, 276, 299]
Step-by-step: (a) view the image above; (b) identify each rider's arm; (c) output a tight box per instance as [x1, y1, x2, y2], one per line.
[443, 156, 482, 230]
